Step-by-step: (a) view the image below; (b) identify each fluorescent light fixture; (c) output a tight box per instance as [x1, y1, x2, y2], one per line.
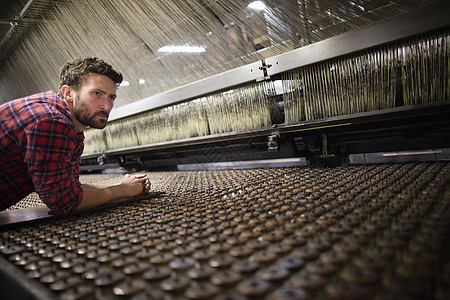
[248, 1, 266, 11]
[158, 45, 206, 53]
[139, 79, 145, 84]
[120, 80, 130, 87]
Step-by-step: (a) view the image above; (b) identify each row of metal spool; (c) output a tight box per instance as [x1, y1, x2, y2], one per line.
[0, 162, 449, 299]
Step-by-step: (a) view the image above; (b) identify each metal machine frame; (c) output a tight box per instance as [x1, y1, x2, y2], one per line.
[108, 1, 450, 122]
[81, 1, 450, 171]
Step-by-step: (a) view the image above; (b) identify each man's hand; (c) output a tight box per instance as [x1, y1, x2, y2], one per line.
[121, 174, 151, 196]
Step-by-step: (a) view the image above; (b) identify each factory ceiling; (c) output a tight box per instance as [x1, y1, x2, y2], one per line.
[0, 0, 443, 106]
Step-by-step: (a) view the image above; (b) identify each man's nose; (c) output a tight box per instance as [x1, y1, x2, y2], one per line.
[101, 99, 113, 111]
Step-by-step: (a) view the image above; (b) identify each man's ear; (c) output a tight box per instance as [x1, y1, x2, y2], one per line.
[61, 85, 73, 103]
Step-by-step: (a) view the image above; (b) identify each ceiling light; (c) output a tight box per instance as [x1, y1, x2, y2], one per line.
[158, 45, 206, 53]
[248, 1, 266, 11]
[139, 79, 145, 84]
[120, 80, 130, 87]
[349, 1, 365, 11]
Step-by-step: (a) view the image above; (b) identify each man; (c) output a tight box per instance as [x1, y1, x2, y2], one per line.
[0, 57, 151, 215]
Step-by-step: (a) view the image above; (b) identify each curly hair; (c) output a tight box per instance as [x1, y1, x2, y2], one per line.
[58, 57, 123, 96]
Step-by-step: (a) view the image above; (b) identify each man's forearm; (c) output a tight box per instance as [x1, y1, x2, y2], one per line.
[76, 184, 128, 211]
[82, 183, 108, 189]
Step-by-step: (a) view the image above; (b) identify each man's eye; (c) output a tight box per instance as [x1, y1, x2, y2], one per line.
[94, 91, 101, 96]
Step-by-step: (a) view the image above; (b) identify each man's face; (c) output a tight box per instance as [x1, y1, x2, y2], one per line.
[72, 73, 117, 129]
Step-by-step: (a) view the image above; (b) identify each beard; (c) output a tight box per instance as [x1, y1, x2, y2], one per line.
[72, 98, 109, 129]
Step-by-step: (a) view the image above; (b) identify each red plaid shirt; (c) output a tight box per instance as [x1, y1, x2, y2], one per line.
[0, 91, 84, 215]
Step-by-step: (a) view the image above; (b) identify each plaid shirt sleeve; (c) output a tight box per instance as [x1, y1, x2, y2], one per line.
[21, 116, 83, 215]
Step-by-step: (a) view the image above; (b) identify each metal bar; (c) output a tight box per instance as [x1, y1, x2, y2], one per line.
[0, 22, 17, 49]
[17, 0, 35, 20]
[383, 150, 443, 157]
[0, 20, 15, 24]
[177, 157, 307, 171]
[109, 60, 263, 121]
[0, 206, 51, 227]
[349, 148, 450, 164]
[108, 0, 450, 122]
[0, 17, 45, 24]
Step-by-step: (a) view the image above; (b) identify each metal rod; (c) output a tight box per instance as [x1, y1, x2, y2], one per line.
[109, 60, 263, 121]
[0, 22, 17, 49]
[177, 157, 307, 171]
[0, 206, 51, 227]
[17, 0, 35, 20]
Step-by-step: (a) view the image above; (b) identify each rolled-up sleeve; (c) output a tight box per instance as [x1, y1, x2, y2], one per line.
[22, 118, 83, 215]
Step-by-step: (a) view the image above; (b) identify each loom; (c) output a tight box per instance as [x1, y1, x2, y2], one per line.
[77, 1, 450, 172]
[1, 1, 450, 299]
